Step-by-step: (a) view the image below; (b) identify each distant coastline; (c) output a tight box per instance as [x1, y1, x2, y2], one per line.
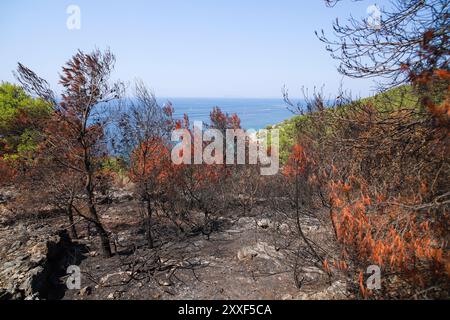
[156, 97, 296, 130]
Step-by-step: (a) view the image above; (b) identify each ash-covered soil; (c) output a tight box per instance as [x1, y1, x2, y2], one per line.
[0, 191, 350, 300]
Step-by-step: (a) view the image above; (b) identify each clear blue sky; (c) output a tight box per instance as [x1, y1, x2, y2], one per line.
[0, 0, 390, 98]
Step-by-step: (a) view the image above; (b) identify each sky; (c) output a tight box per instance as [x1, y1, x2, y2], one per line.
[0, 0, 391, 99]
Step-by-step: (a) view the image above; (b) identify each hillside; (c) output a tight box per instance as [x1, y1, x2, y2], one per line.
[269, 85, 420, 162]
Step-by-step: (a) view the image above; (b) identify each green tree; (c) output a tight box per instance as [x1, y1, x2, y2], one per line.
[0, 82, 51, 161]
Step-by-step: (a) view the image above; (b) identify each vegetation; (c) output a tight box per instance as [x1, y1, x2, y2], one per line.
[0, 83, 51, 182]
[0, 0, 448, 300]
[277, 0, 449, 298]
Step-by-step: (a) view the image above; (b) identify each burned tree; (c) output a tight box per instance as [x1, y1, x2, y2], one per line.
[117, 81, 175, 248]
[319, 0, 449, 88]
[269, 0, 450, 298]
[15, 49, 123, 257]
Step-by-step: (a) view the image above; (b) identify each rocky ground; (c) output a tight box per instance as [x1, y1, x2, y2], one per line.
[0, 188, 351, 300]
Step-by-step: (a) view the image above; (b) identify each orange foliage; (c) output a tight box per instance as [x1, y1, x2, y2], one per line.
[359, 271, 367, 298]
[329, 178, 448, 287]
[283, 144, 307, 177]
[0, 157, 17, 185]
[130, 137, 174, 185]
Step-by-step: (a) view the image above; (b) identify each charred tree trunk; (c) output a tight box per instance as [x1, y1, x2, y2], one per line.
[66, 204, 78, 239]
[86, 187, 112, 257]
[84, 152, 112, 258]
[294, 173, 325, 270]
[145, 199, 154, 249]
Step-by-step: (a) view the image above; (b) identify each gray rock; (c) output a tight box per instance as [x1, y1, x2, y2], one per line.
[29, 254, 46, 267]
[0, 189, 15, 204]
[296, 280, 348, 300]
[237, 242, 283, 262]
[24, 293, 40, 300]
[9, 240, 22, 252]
[0, 230, 69, 300]
[303, 225, 320, 232]
[88, 251, 98, 257]
[3, 261, 16, 269]
[278, 223, 290, 234]
[99, 271, 131, 285]
[17, 254, 30, 261]
[159, 280, 172, 287]
[257, 219, 273, 229]
[0, 288, 12, 300]
[301, 266, 325, 281]
[237, 247, 259, 261]
[79, 286, 92, 297]
[19, 266, 44, 297]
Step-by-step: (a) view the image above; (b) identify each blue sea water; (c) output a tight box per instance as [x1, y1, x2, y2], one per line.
[156, 98, 295, 130]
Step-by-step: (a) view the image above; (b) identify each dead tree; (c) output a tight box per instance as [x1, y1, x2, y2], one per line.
[319, 0, 449, 88]
[15, 49, 124, 257]
[117, 81, 174, 248]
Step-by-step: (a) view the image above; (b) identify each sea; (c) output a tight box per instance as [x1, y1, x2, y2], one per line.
[155, 98, 295, 130]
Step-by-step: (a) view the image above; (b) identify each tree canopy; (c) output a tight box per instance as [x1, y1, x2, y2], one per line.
[0, 82, 51, 161]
